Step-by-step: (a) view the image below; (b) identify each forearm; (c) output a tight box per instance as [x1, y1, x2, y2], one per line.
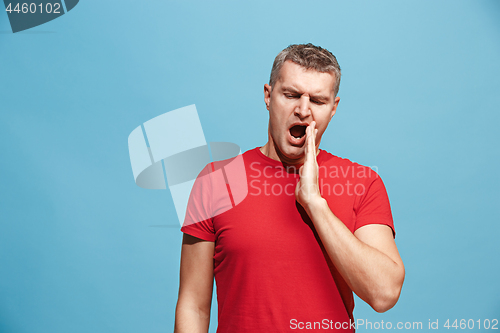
[304, 197, 404, 312]
[175, 234, 215, 333]
[174, 298, 211, 333]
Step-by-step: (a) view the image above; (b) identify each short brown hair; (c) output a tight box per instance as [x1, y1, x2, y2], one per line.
[269, 43, 341, 97]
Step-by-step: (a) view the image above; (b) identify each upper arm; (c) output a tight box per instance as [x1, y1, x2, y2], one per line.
[177, 233, 215, 313]
[354, 224, 403, 268]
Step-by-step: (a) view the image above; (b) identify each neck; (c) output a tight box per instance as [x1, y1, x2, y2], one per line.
[260, 139, 319, 166]
[259, 143, 301, 165]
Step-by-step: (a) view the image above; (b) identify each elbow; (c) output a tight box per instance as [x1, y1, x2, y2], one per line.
[371, 291, 400, 313]
[370, 267, 405, 313]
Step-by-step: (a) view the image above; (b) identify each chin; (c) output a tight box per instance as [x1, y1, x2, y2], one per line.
[280, 145, 305, 162]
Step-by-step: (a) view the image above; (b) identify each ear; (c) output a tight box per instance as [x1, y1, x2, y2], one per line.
[330, 96, 340, 120]
[264, 84, 272, 110]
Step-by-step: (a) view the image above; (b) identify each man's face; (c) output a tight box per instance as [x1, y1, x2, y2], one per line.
[263, 60, 340, 164]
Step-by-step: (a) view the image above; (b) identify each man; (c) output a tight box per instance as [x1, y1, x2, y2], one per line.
[175, 44, 404, 332]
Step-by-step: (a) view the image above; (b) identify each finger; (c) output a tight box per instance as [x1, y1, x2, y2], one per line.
[311, 125, 316, 152]
[309, 126, 314, 158]
[309, 121, 316, 159]
[306, 124, 314, 162]
[313, 128, 318, 152]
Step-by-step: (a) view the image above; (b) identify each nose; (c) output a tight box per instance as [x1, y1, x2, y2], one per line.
[294, 96, 311, 119]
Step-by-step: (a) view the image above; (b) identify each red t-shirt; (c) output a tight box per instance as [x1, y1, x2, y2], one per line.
[181, 148, 394, 332]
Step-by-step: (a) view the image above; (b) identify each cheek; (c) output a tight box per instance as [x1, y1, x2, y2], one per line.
[270, 111, 286, 126]
[316, 120, 331, 137]
[316, 113, 333, 128]
[269, 115, 284, 135]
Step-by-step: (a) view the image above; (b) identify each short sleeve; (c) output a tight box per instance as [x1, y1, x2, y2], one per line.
[180, 157, 243, 242]
[180, 164, 216, 242]
[354, 174, 395, 237]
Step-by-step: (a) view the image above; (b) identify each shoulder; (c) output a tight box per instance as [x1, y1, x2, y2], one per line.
[198, 146, 258, 174]
[210, 147, 260, 166]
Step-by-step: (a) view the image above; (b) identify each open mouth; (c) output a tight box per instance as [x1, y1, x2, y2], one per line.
[289, 124, 307, 139]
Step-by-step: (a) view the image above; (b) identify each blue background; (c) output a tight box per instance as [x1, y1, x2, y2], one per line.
[1, 1, 499, 332]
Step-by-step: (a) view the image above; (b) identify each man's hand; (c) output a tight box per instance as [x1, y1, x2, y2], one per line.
[294, 121, 405, 313]
[295, 121, 322, 209]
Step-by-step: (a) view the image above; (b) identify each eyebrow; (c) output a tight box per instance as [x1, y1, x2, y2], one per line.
[282, 87, 330, 102]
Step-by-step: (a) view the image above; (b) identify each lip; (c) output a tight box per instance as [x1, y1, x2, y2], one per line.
[289, 121, 310, 129]
[287, 122, 310, 146]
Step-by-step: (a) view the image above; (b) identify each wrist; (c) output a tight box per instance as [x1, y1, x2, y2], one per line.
[304, 195, 328, 217]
